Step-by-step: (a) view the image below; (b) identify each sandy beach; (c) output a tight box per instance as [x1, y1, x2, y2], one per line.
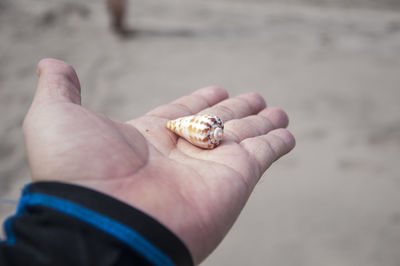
[1, 0, 400, 265]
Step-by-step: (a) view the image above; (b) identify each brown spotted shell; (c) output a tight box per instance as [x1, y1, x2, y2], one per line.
[166, 115, 224, 149]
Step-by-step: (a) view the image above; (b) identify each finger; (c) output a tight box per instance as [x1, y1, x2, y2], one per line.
[33, 58, 81, 106]
[146, 86, 229, 119]
[240, 128, 295, 183]
[224, 107, 289, 142]
[198, 92, 266, 122]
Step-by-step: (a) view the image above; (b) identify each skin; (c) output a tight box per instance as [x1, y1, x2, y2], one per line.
[23, 58, 295, 264]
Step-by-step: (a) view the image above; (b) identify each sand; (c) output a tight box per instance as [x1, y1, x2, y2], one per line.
[1, 0, 400, 265]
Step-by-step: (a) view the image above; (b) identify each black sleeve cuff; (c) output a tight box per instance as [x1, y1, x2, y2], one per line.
[2, 182, 193, 266]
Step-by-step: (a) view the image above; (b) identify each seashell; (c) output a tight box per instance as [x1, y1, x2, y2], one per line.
[166, 115, 224, 149]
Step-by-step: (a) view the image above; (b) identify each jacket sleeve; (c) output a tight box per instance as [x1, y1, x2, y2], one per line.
[0, 182, 193, 266]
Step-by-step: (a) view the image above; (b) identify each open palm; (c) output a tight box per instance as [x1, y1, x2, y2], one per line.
[23, 59, 295, 264]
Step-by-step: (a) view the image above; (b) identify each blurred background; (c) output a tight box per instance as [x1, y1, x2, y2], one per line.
[1, 0, 400, 265]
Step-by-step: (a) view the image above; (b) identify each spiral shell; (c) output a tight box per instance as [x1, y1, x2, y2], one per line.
[166, 115, 224, 149]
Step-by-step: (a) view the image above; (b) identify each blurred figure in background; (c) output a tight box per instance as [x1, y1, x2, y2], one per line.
[106, 0, 127, 33]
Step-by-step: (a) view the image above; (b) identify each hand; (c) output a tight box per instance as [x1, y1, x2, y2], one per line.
[23, 58, 295, 264]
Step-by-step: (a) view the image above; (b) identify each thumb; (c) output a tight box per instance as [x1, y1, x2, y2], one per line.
[33, 58, 82, 106]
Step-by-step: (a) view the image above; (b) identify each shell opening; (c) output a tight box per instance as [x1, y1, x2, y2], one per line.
[213, 127, 223, 141]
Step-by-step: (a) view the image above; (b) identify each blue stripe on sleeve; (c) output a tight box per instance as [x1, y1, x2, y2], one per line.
[17, 193, 174, 266]
[3, 216, 17, 245]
